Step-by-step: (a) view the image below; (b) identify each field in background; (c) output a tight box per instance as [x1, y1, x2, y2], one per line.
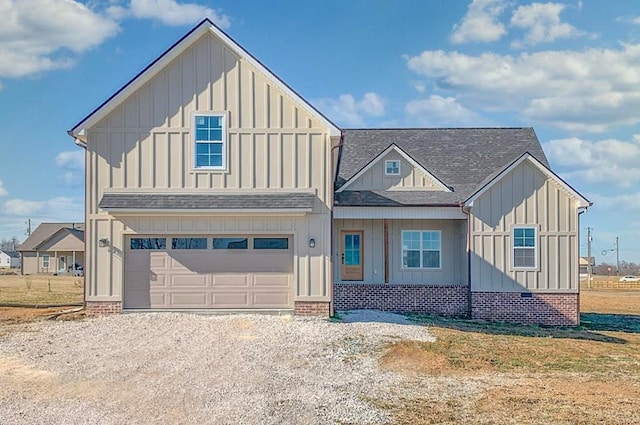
[0, 274, 83, 305]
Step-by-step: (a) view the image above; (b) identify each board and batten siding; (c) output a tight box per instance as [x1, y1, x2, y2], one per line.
[84, 32, 334, 303]
[345, 151, 444, 191]
[470, 161, 580, 292]
[334, 218, 466, 285]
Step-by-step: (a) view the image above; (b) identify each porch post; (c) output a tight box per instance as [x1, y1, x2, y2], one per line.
[383, 219, 389, 284]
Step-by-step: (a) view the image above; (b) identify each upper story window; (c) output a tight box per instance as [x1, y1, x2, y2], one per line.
[385, 160, 400, 175]
[513, 227, 536, 268]
[402, 230, 441, 269]
[194, 114, 225, 170]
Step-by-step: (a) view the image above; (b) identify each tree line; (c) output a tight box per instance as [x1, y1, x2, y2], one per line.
[0, 237, 20, 252]
[594, 261, 640, 276]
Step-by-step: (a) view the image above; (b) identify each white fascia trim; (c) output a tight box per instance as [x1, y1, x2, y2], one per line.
[334, 206, 466, 219]
[337, 144, 451, 193]
[464, 153, 591, 208]
[103, 208, 310, 215]
[72, 22, 340, 138]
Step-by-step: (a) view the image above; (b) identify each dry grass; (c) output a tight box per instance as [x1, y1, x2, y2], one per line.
[378, 289, 640, 424]
[0, 274, 83, 305]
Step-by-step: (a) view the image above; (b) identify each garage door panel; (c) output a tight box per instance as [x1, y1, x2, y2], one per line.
[125, 235, 293, 309]
[170, 274, 208, 288]
[213, 293, 250, 307]
[253, 274, 290, 287]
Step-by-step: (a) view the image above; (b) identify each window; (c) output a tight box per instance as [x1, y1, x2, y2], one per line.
[42, 255, 50, 269]
[194, 114, 225, 169]
[172, 238, 207, 250]
[254, 237, 289, 250]
[402, 231, 441, 269]
[130, 238, 167, 250]
[513, 227, 536, 268]
[385, 160, 400, 175]
[212, 237, 248, 250]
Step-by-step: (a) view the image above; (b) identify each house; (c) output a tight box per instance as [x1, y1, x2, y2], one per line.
[579, 256, 595, 275]
[0, 251, 20, 269]
[68, 19, 590, 325]
[17, 223, 85, 275]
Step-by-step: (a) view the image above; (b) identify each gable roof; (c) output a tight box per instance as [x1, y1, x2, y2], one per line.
[335, 128, 550, 206]
[69, 18, 340, 143]
[0, 251, 20, 258]
[336, 144, 452, 193]
[18, 223, 85, 251]
[463, 152, 591, 208]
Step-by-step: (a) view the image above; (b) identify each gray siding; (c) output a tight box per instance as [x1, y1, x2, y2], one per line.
[470, 161, 580, 292]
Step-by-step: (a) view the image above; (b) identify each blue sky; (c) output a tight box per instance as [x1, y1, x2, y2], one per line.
[1, 0, 639, 263]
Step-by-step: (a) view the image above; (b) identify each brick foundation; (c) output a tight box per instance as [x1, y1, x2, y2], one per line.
[333, 283, 468, 316]
[294, 301, 330, 317]
[471, 292, 579, 326]
[85, 301, 122, 316]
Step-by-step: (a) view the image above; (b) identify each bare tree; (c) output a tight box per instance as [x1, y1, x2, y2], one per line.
[0, 237, 20, 251]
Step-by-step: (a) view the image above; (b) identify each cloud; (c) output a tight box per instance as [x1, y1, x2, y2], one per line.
[108, 0, 230, 28]
[314, 92, 385, 127]
[585, 192, 640, 210]
[55, 151, 84, 171]
[450, 0, 507, 44]
[405, 95, 485, 127]
[544, 136, 640, 187]
[406, 44, 640, 132]
[0, 180, 7, 196]
[510, 2, 585, 48]
[0, 0, 120, 78]
[2, 197, 83, 219]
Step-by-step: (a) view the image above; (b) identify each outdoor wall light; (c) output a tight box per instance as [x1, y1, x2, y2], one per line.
[99, 238, 110, 248]
[309, 238, 316, 248]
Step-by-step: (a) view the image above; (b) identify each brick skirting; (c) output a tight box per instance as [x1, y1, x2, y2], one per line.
[85, 301, 122, 316]
[294, 301, 330, 317]
[471, 292, 579, 326]
[333, 283, 468, 316]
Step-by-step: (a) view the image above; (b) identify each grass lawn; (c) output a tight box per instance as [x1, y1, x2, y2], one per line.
[0, 274, 83, 305]
[378, 289, 640, 425]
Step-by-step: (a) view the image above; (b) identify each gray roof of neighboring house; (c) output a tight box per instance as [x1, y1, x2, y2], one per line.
[17, 223, 85, 251]
[335, 128, 549, 207]
[0, 251, 20, 258]
[99, 193, 316, 210]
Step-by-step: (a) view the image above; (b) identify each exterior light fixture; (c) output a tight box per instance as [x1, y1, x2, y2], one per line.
[99, 238, 110, 247]
[309, 238, 316, 248]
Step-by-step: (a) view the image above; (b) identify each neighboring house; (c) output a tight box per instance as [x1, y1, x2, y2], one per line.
[579, 256, 595, 275]
[68, 19, 590, 325]
[17, 223, 85, 275]
[0, 251, 20, 269]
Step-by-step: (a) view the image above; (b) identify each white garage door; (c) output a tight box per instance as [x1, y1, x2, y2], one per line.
[124, 235, 293, 309]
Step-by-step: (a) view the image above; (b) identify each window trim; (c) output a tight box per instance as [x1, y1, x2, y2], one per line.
[42, 254, 50, 269]
[385, 159, 400, 176]
[401, 230, 442, 270]
[192, 112, 227, 171]
[512, 226, 538, 270]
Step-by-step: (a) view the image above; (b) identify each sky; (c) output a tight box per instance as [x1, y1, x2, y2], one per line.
[0, 0, 639, 263]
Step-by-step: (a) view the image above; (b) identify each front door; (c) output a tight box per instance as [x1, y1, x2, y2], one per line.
[340, 231, 363, 281]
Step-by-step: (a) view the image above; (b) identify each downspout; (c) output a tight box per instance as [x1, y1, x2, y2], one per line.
[328, 130, 345, 317]
[460, 202, 472, 319]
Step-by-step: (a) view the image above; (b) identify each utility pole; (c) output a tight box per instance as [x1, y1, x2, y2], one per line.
[25, 219, 32, 236]
[615, 236, 620, 276]
[587, 227, 592, 288]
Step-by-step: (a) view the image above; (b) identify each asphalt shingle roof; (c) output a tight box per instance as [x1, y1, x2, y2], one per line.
[336, 128, 549, 206]
[18, 223, 85, 251]
[99, 193, 316, 210]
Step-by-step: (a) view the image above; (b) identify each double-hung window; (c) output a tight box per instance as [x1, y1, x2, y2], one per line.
[402, 230, 441, 269]
[513, 227, 536, 268]
[194, 114, 225, 169]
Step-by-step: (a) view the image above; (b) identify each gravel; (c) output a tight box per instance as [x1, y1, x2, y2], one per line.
[0, 311, 434, 425]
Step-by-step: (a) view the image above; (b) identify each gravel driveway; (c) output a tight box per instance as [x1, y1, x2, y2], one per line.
[0, 311, 433, 424]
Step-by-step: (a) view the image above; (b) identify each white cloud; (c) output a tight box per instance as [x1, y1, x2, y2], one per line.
[0, 180, 7, 196]
[450, 0, 507, 44]
[586, 192, 640, 210]
[2, 197, 83, 219]
[510, 2, 585, 48]
[544, 136, 640, 187]
[405, 95, 485, 127]
[55, 151, 84, 171]
[0, 0, 120, 78]
[406, 44, 640, 132]
[108, 0, 230, 28]
[314, 92, 385, 127]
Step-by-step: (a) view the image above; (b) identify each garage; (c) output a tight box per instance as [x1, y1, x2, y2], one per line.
[124, 235, 293, 310]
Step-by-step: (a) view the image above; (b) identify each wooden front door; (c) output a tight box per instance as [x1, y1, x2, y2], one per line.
[340, 231, 363, 281]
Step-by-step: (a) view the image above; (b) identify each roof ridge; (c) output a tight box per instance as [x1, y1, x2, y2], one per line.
[343, 127, 533, 131]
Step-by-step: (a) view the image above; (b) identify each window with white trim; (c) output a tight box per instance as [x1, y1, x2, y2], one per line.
[513, 227, 536, 268]
[385, 160, 400, 175]
[42, 255, 50, 269]
[194, 114, 225, 169]
[402, 230, 441, 269]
